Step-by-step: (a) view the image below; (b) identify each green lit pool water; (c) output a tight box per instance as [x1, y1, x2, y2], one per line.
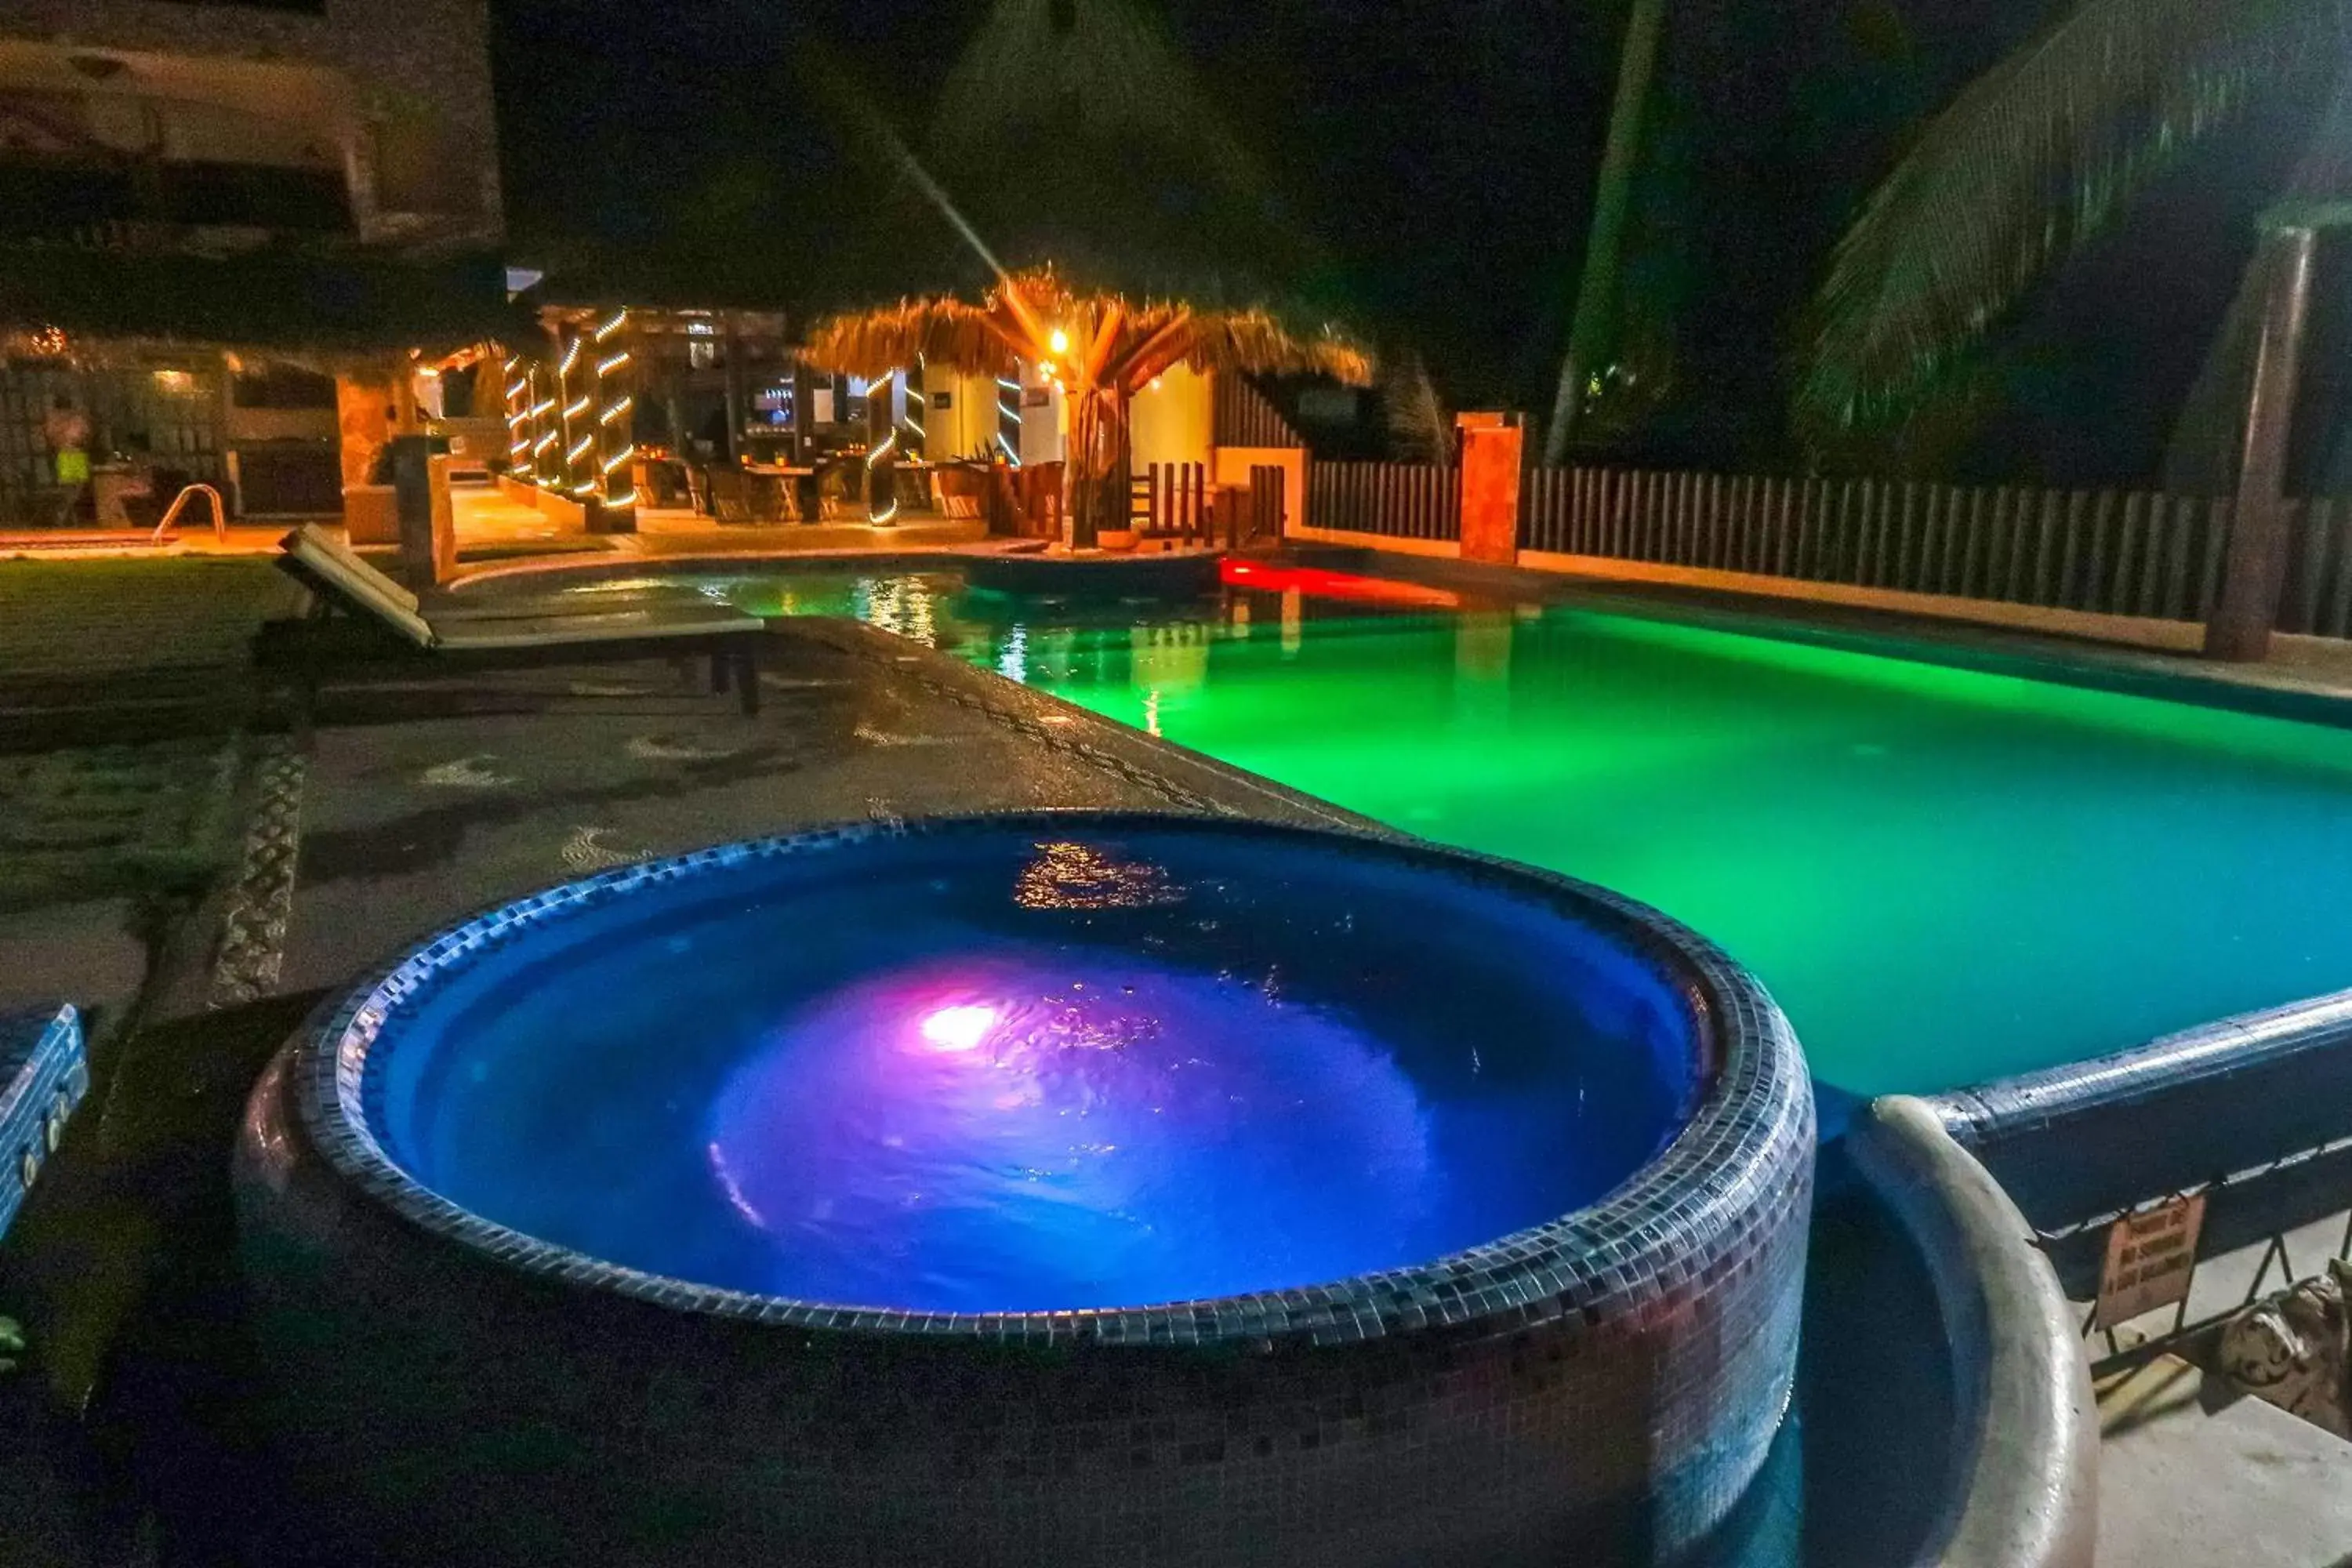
[649, 568, 2352, 1095]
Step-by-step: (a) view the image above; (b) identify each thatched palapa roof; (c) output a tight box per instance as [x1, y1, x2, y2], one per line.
[800, 0, 1363, 381]
[803, 266, 1370, 388]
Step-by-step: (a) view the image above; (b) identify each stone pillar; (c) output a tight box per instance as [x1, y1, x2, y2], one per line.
[1456, 413, 1525, 566]
[390, 437, 456, 586]
[866, 376, 898, 523]
[2206, 226, 2320, 662]
[337, 372, 405, 544]
[722, 314, 748, 466]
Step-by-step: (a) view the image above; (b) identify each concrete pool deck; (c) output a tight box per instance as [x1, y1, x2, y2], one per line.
[1, 543, 2349, 1563]
[0, 612, 1377, 1564]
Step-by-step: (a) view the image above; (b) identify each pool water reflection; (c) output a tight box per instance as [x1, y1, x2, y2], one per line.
[678, 566, 2352, 1096]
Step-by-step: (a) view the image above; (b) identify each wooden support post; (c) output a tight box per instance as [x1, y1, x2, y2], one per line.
[2207, 227, 2320, 662]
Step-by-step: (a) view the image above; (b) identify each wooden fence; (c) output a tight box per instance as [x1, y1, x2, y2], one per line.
[1305, 457, 2352, 636]
[1214, 376, 1305, 450]
[1132, 462, 1210, 542]
[1522, 469, 2241, 623]
[1308, 460, 1458, 543]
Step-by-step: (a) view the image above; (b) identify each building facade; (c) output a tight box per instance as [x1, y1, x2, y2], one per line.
[0, 0, 499, 252]
[0, 0, 503, 525]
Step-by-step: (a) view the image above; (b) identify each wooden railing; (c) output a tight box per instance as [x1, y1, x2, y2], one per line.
[1295, 457, 2352, 633]
[1522, 469, 2238, 623]
[1213, 376, 1305, 451]
[1133, 462, 1210, 543]
[1308, 460, 1459, 543]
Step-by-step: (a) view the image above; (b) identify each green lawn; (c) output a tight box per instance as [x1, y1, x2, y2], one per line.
[0, 557, 299, 913]
[0, 739, 241, 913]
[0, 557, 302, 681]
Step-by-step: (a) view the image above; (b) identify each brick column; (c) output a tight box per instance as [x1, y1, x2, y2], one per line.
[1456, 413, 1524, 566]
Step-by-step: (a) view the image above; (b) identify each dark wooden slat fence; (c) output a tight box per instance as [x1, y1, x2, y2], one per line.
[1308, 460, 1459, 542]
[1212, 376, 1305, 450]
[1294, 459, 2352, 632]
[1522, 467, 2242, 624]
[2279, 498, 2352, 638]
[1132, 462, 1210, 542]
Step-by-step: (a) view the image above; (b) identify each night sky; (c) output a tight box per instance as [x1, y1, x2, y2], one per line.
[489, 0, 2316, 483]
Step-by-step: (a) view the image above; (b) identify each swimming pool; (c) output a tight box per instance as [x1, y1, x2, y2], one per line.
[592, 565, 2352, 1096]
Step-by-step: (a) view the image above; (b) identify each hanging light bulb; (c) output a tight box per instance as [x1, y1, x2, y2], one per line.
[1049, 328, 1070, 355]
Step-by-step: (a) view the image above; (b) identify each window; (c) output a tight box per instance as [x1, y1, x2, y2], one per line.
[232, 365, 336, 411]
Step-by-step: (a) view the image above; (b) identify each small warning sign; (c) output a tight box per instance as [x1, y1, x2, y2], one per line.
[2094, 1193, 2206, 1330]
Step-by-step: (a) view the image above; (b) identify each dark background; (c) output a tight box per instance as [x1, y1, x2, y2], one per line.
[489, 0, 2325, 484]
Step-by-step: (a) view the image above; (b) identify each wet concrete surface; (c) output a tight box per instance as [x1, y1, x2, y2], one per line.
[271, 620, 1351, 995]
[0, 613, 1360, 1567]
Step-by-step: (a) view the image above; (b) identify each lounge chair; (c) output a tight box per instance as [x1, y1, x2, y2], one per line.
[262, 526, 766, 716]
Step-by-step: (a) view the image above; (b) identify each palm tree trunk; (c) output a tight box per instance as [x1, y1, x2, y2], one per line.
[1065, 391, 1096, 549]
[2205, 225, 2319, 662]
[1062, 386, 1131, 550]
[1544, 0, 1668, 467]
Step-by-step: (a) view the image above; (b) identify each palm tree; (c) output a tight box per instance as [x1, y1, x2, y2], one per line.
[804, 267, 1370, 547]
[799, 0, 1366, 547]
[1796, 0, 2352, 452]
[1543, 0, 1669, 467]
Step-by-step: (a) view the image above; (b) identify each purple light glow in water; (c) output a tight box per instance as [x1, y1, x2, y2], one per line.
[702, 956, 1436, 1312]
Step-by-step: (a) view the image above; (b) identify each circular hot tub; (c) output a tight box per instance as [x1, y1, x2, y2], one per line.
[234, 815, 1812, 1568]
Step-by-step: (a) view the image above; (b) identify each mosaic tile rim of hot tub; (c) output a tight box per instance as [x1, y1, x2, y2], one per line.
[286, 810, 1815, 1351]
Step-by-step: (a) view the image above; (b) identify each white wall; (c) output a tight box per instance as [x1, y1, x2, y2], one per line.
[1129, 364, 1212, 474]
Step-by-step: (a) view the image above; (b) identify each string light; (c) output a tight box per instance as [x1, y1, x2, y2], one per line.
[596, 351, 631, 377]
[558, 339, 583, 375]
[509, 439, 532, 456]
[505, 379, 528, 401]
[532, 434, 560, 454]
[608, 489, 640, 508]
[564, 397, 591, 419]
[567, 437, 594, 463]
[997, 400, 1022, 423]
[502, 356, 521, 374]
[529, 399, 557, 419]
[601, 445, 637, 475]
[593, 310, 630, 343]
[572, 482, 598, 497]
[996, 433, 1022, 466]
[996, 376, 1021, 390]
[866, 432, 898, 467]
[873, 499, 900, 525]
[600, 397, 634, 425]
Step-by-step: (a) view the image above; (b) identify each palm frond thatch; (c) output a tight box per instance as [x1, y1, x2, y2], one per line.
[1798, 0, 2352, 445]
[931, 0, 1254, 194]
[802, 267, 1371, 389]
[913, 0, 1325, 321]
[1382, 350, 1453, 466]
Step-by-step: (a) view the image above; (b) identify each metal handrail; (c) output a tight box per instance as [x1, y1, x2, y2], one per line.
[151, 483, 227, 544]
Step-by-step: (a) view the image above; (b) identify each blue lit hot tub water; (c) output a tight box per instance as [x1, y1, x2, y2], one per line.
[370, 825, 1703, 1315]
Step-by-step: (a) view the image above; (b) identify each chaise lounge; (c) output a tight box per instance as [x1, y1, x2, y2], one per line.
[261, 525, 768, 717]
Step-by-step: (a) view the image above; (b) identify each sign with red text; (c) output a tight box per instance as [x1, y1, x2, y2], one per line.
[2094, 1194, 2206, 1330]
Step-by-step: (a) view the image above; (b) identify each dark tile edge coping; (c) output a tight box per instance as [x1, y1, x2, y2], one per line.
[445, 547, 995, 595]
[1846, 1098, 2099, 1568]
[782, 614, 1388, 837]
[283, 811, 1813, 1351]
